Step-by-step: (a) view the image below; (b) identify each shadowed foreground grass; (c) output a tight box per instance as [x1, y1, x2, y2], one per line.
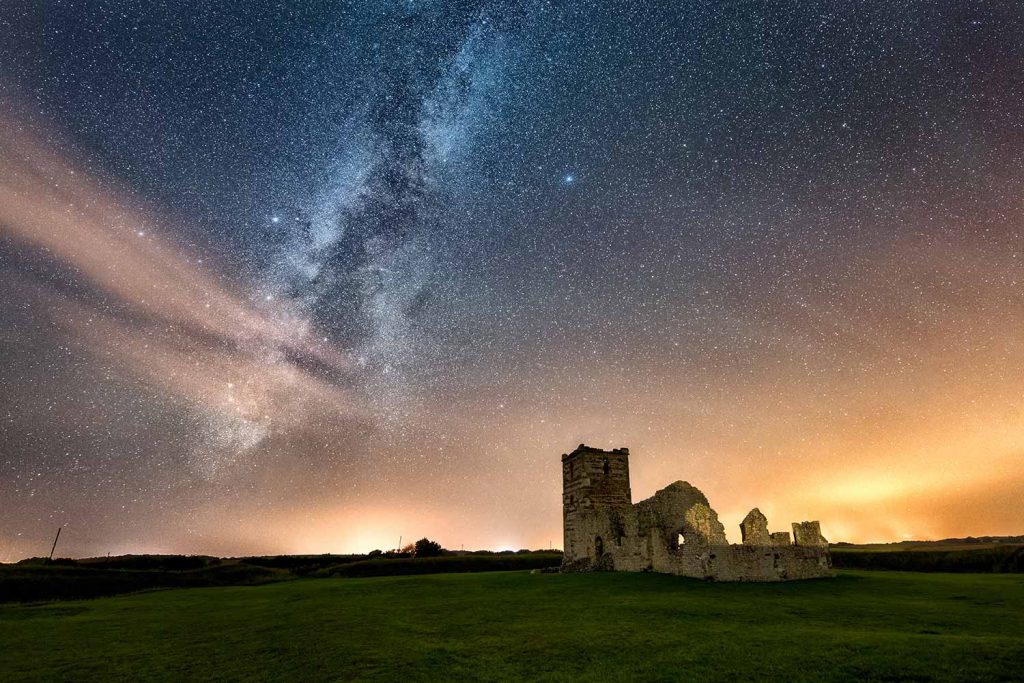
[1, 570, 1022, 682]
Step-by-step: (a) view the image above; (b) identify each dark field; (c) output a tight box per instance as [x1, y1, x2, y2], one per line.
[1, 570, 1022, 682]
[830, 543, 1024, 573]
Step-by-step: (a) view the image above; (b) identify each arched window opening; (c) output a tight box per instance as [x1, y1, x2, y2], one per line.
[678, 534, 686, 547]
[602, 457, 610, 475]
[595, 536, 604, 556]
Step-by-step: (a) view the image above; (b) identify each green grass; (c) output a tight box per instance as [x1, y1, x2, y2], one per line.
[1, 571, 1022, 682]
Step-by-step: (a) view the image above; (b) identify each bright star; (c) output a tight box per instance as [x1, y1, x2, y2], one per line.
[563, 174, 575, 184]
[271, 216, 281, 224]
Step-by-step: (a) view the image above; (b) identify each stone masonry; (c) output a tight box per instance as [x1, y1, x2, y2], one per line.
[561, 444, 832, 581]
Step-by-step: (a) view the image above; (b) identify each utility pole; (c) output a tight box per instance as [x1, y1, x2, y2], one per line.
[48, 527, 62, 561]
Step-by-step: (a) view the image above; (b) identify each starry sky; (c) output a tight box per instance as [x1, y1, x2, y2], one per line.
[2, 1, 1024, 560]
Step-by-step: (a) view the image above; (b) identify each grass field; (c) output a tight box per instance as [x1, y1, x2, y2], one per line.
[1, 570, 1022, 682]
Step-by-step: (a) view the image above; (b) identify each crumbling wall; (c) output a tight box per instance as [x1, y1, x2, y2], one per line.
[792, 521, 828, 547]
[560, 445, 832, 581]
[741, 508, 771, 545]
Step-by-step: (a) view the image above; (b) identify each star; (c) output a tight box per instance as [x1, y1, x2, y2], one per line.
[1, 0, 1020, 560]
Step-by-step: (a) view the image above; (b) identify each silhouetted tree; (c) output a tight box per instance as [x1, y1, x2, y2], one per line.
[413, 538, 443, 557]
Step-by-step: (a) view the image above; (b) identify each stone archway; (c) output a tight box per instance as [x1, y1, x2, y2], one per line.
[667, 527, 687, 552]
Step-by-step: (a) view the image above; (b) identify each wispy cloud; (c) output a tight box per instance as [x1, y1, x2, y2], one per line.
[0, 112, 362, 478]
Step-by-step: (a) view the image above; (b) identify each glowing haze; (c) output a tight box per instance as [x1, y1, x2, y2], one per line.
[2, 2, 1023, 561]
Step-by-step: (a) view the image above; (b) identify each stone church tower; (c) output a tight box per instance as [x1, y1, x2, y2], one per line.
[561, 444, 631, 559]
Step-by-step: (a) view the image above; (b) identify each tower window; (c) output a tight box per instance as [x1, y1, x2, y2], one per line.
[602, 457, 610, 475]
[595, 536, 604, 556]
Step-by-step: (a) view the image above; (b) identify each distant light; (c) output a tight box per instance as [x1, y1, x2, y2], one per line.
[563, 174, 575, 184]
[265, 294, 273, 301]
[137, 230, 145, 237]
[271, 216, 281, 224]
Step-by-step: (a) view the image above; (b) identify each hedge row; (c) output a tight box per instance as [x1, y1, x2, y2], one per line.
[831, 545, 1024, 573]
[316, 553, 564, 578]
[0, 562, 288, 603]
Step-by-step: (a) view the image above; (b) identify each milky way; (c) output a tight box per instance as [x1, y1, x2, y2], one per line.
[2, 1, 1024, 560]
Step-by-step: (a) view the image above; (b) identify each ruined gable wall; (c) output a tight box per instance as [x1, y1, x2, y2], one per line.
[741, 508, 771, 545]
[632, 481, 730, 577]
[635, 481, 729, 544]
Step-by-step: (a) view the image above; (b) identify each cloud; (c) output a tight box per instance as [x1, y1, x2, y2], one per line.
[0, 111, 363, 478]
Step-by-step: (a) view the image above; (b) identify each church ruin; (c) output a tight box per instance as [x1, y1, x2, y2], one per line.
[561, 444, 832, 581]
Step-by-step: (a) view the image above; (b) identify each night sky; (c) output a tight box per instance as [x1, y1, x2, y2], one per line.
[2, 1, 1024, 560]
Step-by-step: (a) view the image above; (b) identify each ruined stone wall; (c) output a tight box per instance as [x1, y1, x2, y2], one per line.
[740, 508, 771, 545]
[793, 521, 828, 547]
[561, 445, 832, 581]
